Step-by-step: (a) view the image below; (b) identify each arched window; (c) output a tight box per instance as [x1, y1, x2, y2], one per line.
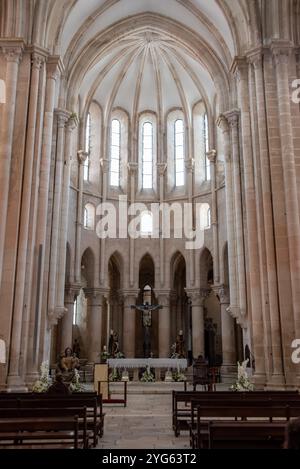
[83, 203, 95, 230]
[175, 119, 184, 187]
[204, 114, 210, 181]
[141, 211, 153, 235]
[200, 203, 211, 230]
[142, 122, 153, 189]
[84, 113, 91, 181]
[110, 119, 121, 186]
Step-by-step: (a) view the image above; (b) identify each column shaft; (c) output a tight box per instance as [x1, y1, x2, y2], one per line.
[86, 291, 104, 362]
[123, 293, 138, 358]
[158, 293, 170, 358]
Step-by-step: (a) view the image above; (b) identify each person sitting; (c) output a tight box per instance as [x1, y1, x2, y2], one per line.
[284, 417, 300, 449]
[47, 373, 71, 395]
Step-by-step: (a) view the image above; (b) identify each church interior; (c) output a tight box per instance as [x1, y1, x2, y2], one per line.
[0, 0, 300, 451]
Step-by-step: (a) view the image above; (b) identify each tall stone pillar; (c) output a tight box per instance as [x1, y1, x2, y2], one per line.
[248, 49, 285, 384]
[217, 286, 236, 377]
[85, 289, 105, 363]
[122, 291, 139, 358]
[75, 151, 88, 284]
[187, 290, 207, 359]
[272, 43, 300, 349]
[157, 292, 171, 358]
[206, 150, 220, 283]
[185, 159, 195, 286]
[56, 115, 78, 310]
[216, 116, 239, 320]
[224, 111, 247, 318]
[99, 158, 110, 286]
[8, 51, 44, 390]
[127, 163, 138, 288]
[48, 109, 70, 320]
[232, 57, 266, 384]
[0, 40, 24, 289]
[157, 163, 167, 287]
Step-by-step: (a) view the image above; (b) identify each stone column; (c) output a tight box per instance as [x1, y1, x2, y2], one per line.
[85, 289, 105, 362]
[185, 159, 195, 286]
[75, 151, 88, 283]
[47, 109, 70, 319]
[248, 49, 285, 384]
[56, 115, 78, 310]
[127, 163, 138, 288]
[157, 292, 171, 358]
[122, 291, 139, 358]
[0, 40, 24, 289]
[217, 286, 236, 375]
[224, 111, 247, 317]
[206, 150, 220, 283]
[216, 116, 239, 319]
[272, 43, 300, 346]
[187, 290, 207, 359]
[157, 163, 167, 287]
[60, 286, 80, 352]
[7, 51, 44, 390]
[232, 58, 266, 384]
[99, 158, 110, 286]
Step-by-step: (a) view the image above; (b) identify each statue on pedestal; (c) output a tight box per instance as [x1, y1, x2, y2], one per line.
[171, 330, 186, 358]
[108, 330, 120, 358]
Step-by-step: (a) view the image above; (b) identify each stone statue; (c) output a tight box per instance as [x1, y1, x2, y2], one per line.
[174, 330, 185, 358]
[56, 347, 77, 383]
[108, 330, 120, 358]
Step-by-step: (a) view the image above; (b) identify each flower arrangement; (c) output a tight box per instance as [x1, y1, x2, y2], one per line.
[140, 365, 155, 382]
[69, 368, 84, 393]
[109, 367, 121, 382]
[172, 365, 186, 382]
[230, 359, 254, 391]
[32, 361, 52, 393]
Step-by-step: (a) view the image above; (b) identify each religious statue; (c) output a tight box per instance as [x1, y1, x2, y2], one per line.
[56, 347, 78, 383]
[108, 330, 120, 358]
[171, 330, 186, 358]
[72, 339, 81, 359]
[131, 302, 162, 358]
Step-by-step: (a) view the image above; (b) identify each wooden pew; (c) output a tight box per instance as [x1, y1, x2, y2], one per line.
[191, 404, 300, 448]
[172, 390, 300, 436]
[0, 407, 91, 448]
[0, 416, 83, 449]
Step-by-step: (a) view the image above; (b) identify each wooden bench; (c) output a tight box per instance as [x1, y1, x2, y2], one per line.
[0, 416, 84, 449]
[190, 404, 300, 448]
[0, 393, 104, 446]
[206, 421, 287, 449]
[97, 380, 127, 407]
[172, 390, 300, 436]
[0, 407, 91, 448]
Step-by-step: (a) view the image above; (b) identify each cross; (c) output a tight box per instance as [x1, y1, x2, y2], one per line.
[131, 302, 162, 357]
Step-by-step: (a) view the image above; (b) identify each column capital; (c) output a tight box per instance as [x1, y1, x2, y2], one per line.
[270, 40, 293, 65]
[66, 112, 79, 131]
[127, 162, 139, 174]
[216, 114, 229, 134]
[185, 158, 194, 173]
[55, 108, 70, 128]
[29, 45, 48, 70]
[224, 109, 240, 128]
[213, 284, 230, 305]
[48, 307, 66, 327]
[230, 56, 248, 81]
[156, 291, 171, 306]
[100, 158, 110, 173]
[206, 149, 217, 163]
[120, 289, 140, 302]
[64, 284, 81, 303]
[46, 55, 64, 80]
[0, 39, 25, 63]
[84, 287, 108, 301]
[157, 162, 167, 176]
[77, 150, 88, 165]
[246, 47, 264, 68]
[186, 288, 210, 306]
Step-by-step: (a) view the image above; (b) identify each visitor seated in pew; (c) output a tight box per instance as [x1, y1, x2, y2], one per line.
[284, 417, 300, 449]
[47, 373, 71, 395]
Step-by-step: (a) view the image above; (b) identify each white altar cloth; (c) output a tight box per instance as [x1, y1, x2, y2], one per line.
[107, 358, 187, 370]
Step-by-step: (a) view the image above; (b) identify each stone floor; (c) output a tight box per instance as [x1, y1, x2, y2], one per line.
[97, 384, 190, 449]
[96, 382, 231, 449]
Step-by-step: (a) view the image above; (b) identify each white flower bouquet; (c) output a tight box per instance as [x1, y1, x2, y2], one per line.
[230, 359, 254, 391]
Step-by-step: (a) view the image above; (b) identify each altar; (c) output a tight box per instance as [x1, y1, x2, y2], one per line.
[107, 358, 188, 381]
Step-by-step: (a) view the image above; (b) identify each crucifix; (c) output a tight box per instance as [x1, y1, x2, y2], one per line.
[131, 302, 162, 358]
